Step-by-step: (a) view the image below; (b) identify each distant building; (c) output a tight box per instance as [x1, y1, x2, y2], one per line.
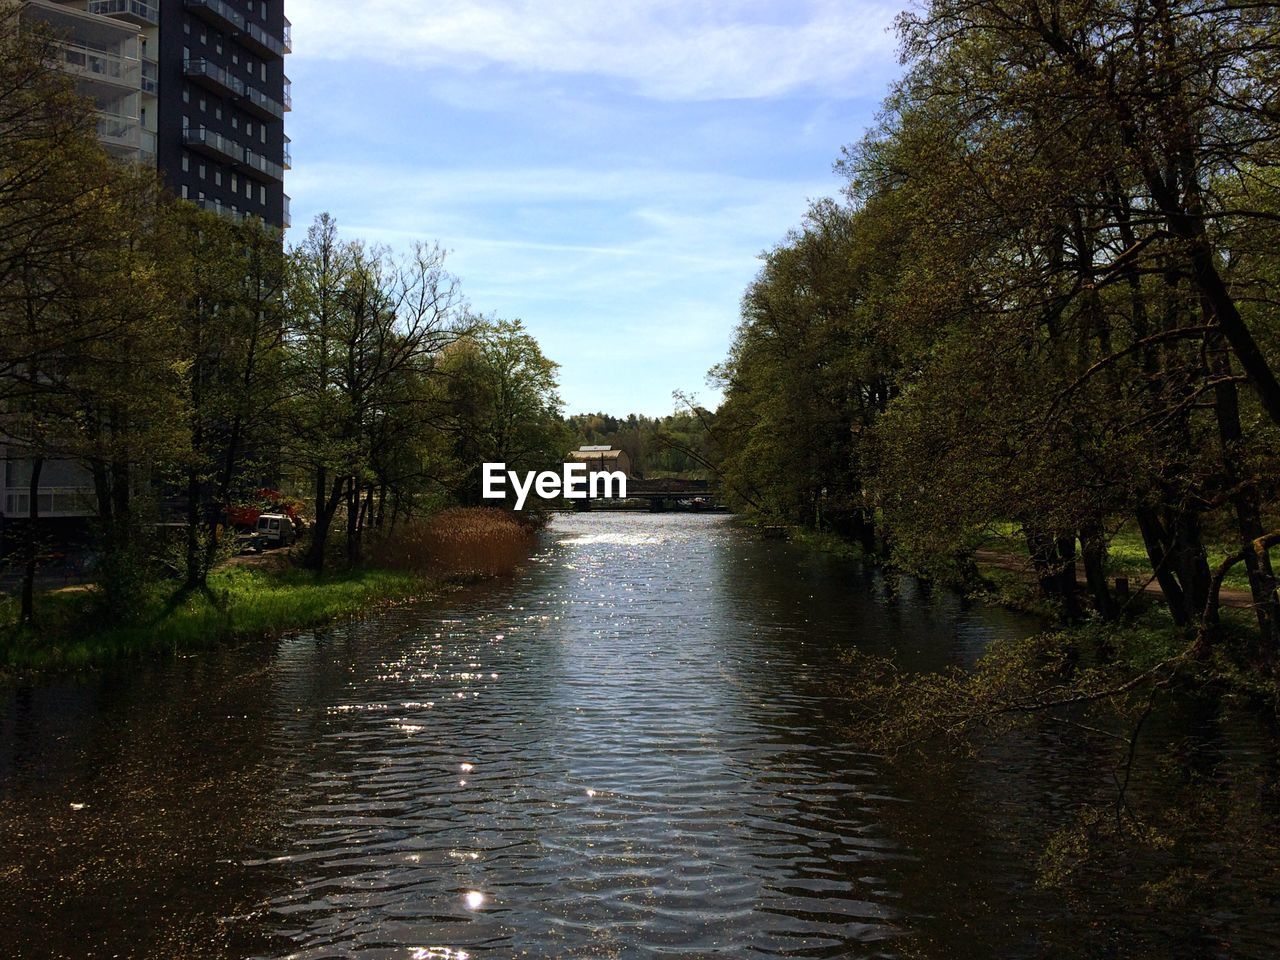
[568, 446, 632, 478]
[20, 0, 292, 228]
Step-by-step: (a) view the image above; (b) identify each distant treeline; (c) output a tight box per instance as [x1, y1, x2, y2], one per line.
[565, 408, 717, 479]
[710, 0, 1280, 658]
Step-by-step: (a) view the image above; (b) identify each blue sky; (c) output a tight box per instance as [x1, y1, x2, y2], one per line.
[284, 1, 904, 415]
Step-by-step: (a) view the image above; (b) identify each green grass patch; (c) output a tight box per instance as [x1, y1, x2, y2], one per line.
[1103, 529, 1251, 593]
[0, 565, 430, 675]
[786, 528, 865, 560]
[982, 522, 1252, 593]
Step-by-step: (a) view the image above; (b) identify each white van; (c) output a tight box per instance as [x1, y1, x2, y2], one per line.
[255, 513, 297, 547]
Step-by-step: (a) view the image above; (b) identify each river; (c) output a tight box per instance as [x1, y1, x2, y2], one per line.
[1, 513, 1276, 958]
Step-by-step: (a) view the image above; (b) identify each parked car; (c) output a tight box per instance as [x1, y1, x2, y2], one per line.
[255, 513, 297, 548]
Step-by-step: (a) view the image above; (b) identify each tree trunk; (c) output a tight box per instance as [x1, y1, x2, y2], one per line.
[1027, 528, 1083, 621]
[1079, 520, 1116, 621]
[304, 470, 344, 571]
[1209, 330, 1280, 659]
[1135, 506, 1190, 625]
[345, 477, 360, 566]
[185, 444, 203, 590]
[20, 457, 44, 626]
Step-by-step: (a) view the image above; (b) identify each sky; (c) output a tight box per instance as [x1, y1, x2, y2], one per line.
[283, 1, 905, 416]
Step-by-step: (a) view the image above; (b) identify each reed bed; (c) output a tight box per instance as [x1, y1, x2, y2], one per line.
[368, 507, 537, 578]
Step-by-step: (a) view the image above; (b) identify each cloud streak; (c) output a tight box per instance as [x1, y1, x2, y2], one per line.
[287, 0, 900, 101]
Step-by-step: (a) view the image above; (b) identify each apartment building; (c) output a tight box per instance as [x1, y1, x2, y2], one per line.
[21, 0, 291, 227]
[5, 1, 291, 553]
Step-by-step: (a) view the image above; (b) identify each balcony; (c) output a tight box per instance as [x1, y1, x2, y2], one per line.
[241, 20, 286, 58]
[141, 57, 157, 94]
[57, 39, 139, 92]
[283, 137, 291, 169]
[4, 487, 97, 519]
[283, 194, 291, 228]
[193, 198, 245, 223]
[283, 17, 292, 53]
[96, 111, 154, 164]
[183, 125, 241, 164]
[183, 126, 284, 183]
[184, 0, 244, 34]
[88, 0, 159, 26]
[97, 111, 141, 150]
[241, 149, 284, 183]
[283, 77, 292, 110]
[242, 85, 285, 120]
[185, 58, 245, 98]
[186, 0, 288, 59]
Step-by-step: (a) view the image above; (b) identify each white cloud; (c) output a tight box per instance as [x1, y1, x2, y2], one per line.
[287, 0, 900, 101]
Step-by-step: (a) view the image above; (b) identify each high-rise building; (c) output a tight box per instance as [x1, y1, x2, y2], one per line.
[21, 0, 291, 228]
[4, 1, 291, 545]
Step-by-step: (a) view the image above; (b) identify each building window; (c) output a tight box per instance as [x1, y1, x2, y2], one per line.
[231, 115, 238, 130]
[183, 87, 190, 103]
[198, 191, 205, 202]
[261, 2, 266, 19]
[216, 39, 222, 54]
[184, 20, 190, 35]
[181, 153, 189, 172]
[181, 185, 188, 199]
[184, 45, 190, 61]
[214, 170, 222, 187]
[199, 96, 206, 112]
[260, 63, 266, 81]
[245, 179, 252, 198]
[215, 105, 222, 120]
[245, 121, 253, 137]
[231, 174, 238, 192]
[198, 162, 206, 178]
[260, 125, 267, 143]
[200, 30, 206, 44]
[259, 184, 265, 204]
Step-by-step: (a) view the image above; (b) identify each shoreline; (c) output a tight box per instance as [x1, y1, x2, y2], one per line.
[0, 565, 438, 682]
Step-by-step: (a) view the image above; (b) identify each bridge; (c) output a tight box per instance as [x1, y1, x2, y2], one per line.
[572, 477, 726, 511]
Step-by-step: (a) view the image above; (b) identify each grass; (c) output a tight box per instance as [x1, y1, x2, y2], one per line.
[0, 565, 428, 675]
[0, 506, 543, 677]
[982, 522, 1254, 593]
[786, 527, 866, 560]
[1103, 528, 1252, 593]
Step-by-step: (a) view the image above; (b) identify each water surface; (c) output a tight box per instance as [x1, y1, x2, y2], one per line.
[1, 513, 1274, 958]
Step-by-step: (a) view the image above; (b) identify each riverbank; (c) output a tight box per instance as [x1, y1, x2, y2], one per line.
[0, 565, 432, 676]
[0, 507, 544, 679]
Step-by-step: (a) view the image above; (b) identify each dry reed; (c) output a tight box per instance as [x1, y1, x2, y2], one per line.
[368, 507, 536, 578]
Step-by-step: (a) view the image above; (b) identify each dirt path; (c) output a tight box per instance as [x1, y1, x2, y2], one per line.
[973, 549, 1255, 610]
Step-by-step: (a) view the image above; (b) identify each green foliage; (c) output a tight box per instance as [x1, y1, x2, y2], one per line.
[564, 406, 717, 478]
[438, 317, 570, 505]
[710, 0, 1280, 648]
[0, 566, 427, 673]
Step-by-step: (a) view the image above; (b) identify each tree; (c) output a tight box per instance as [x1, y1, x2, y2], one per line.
[438, 318, 569, 507]
[285, 214, 464, 569]
[0, 12, 181, 622]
